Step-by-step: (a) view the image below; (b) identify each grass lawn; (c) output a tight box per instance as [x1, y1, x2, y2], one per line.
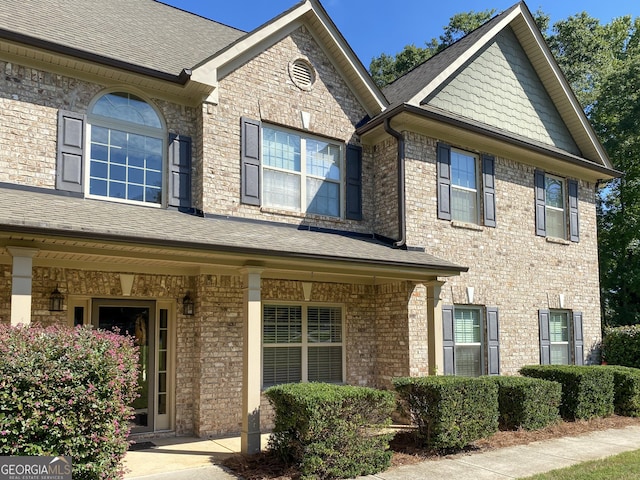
[523, 449, 640, 479]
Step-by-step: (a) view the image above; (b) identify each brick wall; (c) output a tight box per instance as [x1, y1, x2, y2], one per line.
[400, 131, 602, 373]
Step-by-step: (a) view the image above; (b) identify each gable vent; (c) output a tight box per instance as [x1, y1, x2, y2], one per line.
[289, 59, 315, 91]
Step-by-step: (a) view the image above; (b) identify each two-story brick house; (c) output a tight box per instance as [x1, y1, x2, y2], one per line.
[0, 0, 618, 452]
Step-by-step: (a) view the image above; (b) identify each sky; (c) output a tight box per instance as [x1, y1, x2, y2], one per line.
[162, 0, 640, 68]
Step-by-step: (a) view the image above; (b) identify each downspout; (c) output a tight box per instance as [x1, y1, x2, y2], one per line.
[384, 118, 406, 249]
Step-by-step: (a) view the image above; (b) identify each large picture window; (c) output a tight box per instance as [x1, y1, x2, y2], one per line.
[262, 126, 342, 217]
[262, 304, 343, 388]
[88, 92, 165, 205]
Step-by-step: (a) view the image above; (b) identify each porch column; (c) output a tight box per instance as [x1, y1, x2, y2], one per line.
[427, 281, 445, 375]
[7, 247, 39, 326]
[241, 267, 263, 454]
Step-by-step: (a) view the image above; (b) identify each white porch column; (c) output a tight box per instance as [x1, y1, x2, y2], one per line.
[241, 267, 263, 454]
[7, 247, 39, 326]
[427, 281, 445, 375]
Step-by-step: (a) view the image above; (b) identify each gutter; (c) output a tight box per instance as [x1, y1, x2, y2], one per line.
[0, 28, 192, 85]
[384, 118, 407, 249]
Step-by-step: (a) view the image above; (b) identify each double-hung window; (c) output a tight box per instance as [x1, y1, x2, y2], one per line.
[535, 170, 579, 242]
[262, 304, 344, 388]
[262, 126, 342, 217]
[549, 311, 569, 364]
[539, 309, 584, 365]
[453, 307, 483, 377]
[437, 142, 496, 227]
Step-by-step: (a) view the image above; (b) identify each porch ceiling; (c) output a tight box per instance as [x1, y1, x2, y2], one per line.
[0, 186, 465, 284]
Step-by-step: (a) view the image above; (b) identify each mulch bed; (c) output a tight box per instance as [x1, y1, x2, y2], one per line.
[222, 416, 640, 479]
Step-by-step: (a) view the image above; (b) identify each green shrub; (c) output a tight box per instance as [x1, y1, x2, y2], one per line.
[0, 325, 139, 480]
[264, 382, 395, 480]
[519, 365, 614, 420]
[393, 376, 498, 449]
[490, 376, 561, 430]
[602, 325, 640, 368]
[605, 366, 640, 417]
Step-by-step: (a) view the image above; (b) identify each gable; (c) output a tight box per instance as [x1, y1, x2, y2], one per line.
[425, 27, 580, 156]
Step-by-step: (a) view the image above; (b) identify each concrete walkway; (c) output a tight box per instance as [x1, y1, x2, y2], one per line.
[124, 426, 640, 480]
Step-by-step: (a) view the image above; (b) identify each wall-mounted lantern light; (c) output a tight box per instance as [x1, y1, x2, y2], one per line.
[49, 286, 64, 312]
[182, 292, 195, 316]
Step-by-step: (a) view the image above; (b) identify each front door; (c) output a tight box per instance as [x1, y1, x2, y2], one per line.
[92, 300, 155, 434]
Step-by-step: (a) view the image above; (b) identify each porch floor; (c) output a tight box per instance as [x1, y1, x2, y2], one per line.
[123, 434, 271, 479]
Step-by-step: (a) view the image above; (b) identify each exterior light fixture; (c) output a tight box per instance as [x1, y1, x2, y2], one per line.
[182, 292, 195, 316]
[49, 286, 64, 312]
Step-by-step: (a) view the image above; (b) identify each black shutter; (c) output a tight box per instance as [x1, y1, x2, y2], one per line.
[534, 169, 546, 237]
[56, 109, 85, 193]
[442, 305, 455, 375]
[437, 143, 452, 220]
[568, 179, 580, 242]
[241, 117, 261, 206]
[168, 134, 192, 208]
[482, 154, 496, 227]
[539, 309, 551, 365]
[573, 311, 584, 365]
[345, 145, 363, 220]
[486, 307, 500, 375]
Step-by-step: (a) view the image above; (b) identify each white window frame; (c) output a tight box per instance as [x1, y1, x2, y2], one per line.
[261, 125, 344, 218]
[450, 148, 480, 224]
[261, 302, 345, 388]
[549, 310, 570, 365]
[453, 306, 484, 377]
[85, 90, 167, 208]
[545, 174, 567, 239]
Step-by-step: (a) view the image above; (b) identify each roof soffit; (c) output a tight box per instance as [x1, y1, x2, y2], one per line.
[402, 2, 610, 169]
[190, 0, 387, 117]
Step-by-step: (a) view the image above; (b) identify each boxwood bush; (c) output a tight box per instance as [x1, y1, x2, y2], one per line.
[491, 376, 561, 430]
[0, 325, 139, 480]
[264, 382, 395, 480]
[606, 366, 640, 417]
[393, 376, 498, 449]
[519, 365, 614, 420]
[602, 325, 640, 368]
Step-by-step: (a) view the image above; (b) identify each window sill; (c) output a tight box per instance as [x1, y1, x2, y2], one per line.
[451, 220, 483, 231]
[545, 236, 571, 246]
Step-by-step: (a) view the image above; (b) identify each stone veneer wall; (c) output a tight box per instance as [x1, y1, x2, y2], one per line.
[200, 26, 373, 233]
[0, 61, 199, 197]
[402, 131, 602, 373]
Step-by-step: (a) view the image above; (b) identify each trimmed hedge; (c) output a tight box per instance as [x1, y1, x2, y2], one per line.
[393, 376, 498, 449]
[606, 366, 640, 417]
[265, 383, 395, 480]
[602, 325, 640, 368]
[519, 365, 614, 420]
[0, 325, 139, 480]
[491, 376, 561, 430]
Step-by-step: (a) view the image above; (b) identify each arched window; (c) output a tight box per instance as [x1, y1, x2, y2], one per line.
[88, 92, 165, 205]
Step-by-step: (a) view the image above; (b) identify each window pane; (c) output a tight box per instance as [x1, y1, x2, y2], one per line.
[545, 177, 564, 209]
[451, 188, 478, 223]
[263, 128, 301, 171]
[454, 309, 481, 343]
[451, 151, 477, 189]
[546, 208, 565, 238]
[549, 313, 568, 342]
[264, 169, 301, 210]
[551, 344, 569, 365]
[263, 347, 302, 387]
[307, 178, 340, 217]
[263, 305, 302, 344]
[91, 92, 162, 128]
[308, 307, 342, 343]
[306, 140, 340, 180]
[308, 346, 342, 383]
[455, 345, 482, 377]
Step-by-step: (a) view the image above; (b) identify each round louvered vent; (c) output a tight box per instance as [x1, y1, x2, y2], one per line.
[289, 59, 315, 90]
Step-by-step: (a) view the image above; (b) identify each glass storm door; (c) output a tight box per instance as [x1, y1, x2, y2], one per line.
[92, 300, 155, 434]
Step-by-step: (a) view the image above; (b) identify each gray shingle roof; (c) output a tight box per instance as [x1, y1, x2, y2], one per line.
[0, 186, 464, 274]
[382, 4, 519, 106]
[0, 0, 246, 76]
